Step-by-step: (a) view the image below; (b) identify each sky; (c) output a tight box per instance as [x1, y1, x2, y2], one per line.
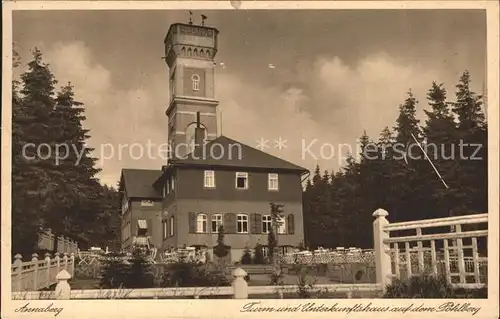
[12, 9, 487, 186]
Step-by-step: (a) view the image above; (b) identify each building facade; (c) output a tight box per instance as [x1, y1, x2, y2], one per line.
[120, 21, 309, 262]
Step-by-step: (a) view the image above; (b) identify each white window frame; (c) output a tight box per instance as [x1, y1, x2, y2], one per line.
[192, 74, 200, 91]
[169, 216, 174, 237]
[141, 200, 154, 207]
[235, 172, 249, 190]
[268, 173, 279, 191]
[163, 221, 168, 239]
[211, 214, 223, 233]
[204, 170, 215, 188]
[236, 214, 249, 234]
[262, 215, 272, 234]
[196, 213, 208, 233]
[277, 216, 286, 234]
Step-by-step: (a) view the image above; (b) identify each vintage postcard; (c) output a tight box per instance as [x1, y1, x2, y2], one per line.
[1, 1, 499, 318]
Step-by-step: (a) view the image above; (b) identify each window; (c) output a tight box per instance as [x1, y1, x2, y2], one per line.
[163, 221, 168, 239]
[262, 215, 272, 233]
[171, 175, 175, 190]
[192, 74, 200, 91]
[235, 172, 248, 189]
[170, 70, 176, 99]
[162, 184, 166, 198]
[141, 200, 154, 207]
[212, 214, 223, 233]
[121, 195, 129, 215]
[137, 219, 148, 236]
[169, 216, 174, 237]
[237, 214, 249, 233]
[196, 213, 208, 233]
[166, 180, 170, 194]
[268, 173, 279, 191]
[204, 170, 215, 188]
[277, 216, 286, 234]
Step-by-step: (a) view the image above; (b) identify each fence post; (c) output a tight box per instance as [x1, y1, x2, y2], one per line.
[232, 268, 248, 299]
[55, 252, 61, 275]
[70, 253, 75, 277]
[45, 253, 51, 288]
[13, 254, 23, 292]
[63, 253, 68, 271]
[31, 253, 39, 291]
[55, 270, 72, 300]
[373, 208, 391, 294]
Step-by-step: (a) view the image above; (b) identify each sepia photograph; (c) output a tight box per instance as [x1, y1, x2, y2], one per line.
[2, 1, 499, 318]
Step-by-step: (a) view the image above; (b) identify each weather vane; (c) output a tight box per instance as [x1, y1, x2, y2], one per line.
[188, 11, 193, 25]
[201, 14, 207, 26]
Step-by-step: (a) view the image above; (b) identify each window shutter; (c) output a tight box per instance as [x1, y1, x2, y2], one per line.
[287, 214, 295, 235]
[146, 219, 153, 236]
[171, 216, 175, 237]
[254, 214, 262, 234]
[250, 214, 257, 234]
[188, 212, 196, 233]
[224, 213, 236, 234]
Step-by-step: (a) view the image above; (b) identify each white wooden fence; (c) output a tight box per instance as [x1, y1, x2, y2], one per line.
[37, 229, 78, 255]
[11, 253, 75, 292]
[12, 209, 488, 299]
[373, 209, 488, 291]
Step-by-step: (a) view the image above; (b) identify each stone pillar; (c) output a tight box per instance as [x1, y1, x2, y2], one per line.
[232, 268, 248, 299]
[373, 208, 392, 292]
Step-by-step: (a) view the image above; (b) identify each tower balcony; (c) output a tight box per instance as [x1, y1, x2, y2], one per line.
[164, 23, 219, 67]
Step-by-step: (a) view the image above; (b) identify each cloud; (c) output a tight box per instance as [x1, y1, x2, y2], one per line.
[38, 42, 482, 185]
[44, 41, 169, 186]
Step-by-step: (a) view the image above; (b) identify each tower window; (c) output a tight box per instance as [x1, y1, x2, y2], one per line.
[192, 74, 200, 91]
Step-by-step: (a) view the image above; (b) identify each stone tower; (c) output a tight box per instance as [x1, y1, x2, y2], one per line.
[164, 22, 220, 159]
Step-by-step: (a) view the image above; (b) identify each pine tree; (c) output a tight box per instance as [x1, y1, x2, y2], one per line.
[422, 81, 457, 217]
[449, 71, 488, 214]
[12, 48, 59, 254]
[49, 83, 102, 238]
[452, 70, 486, 133]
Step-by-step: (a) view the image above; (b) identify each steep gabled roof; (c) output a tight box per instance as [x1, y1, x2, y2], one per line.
[120, 169, 163, 199]
[170, 135, 309, 173]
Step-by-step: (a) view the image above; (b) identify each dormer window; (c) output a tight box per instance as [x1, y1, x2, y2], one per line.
[191, 74, 200, 91]
[235, 172, 248, 189]
[268, 173, 279, 191]
[204, 170, 215, 188]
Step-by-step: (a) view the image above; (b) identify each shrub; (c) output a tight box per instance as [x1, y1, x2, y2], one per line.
[160, 261, 230, 287]
[213, 225, 230, 258]
[384, 274, 454, 298]
[99, 249, 154, 289]
[241, 247, 252, 265]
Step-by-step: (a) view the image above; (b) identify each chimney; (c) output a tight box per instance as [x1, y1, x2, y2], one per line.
[194, 111, 205, 151]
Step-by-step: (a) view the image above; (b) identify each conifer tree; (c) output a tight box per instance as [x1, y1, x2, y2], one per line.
[12, 48, 59, 254]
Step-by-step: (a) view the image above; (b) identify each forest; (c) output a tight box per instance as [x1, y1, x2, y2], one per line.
[11, 47, 488, 255]
[303, 73, 488, 249]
